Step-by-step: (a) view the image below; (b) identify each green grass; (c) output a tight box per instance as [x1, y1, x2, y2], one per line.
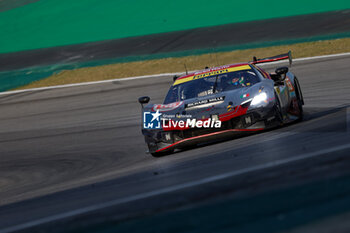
[0, 0, 350, 53]
[16, 38, 350, 90]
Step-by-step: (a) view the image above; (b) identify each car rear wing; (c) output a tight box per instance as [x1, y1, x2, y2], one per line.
[250, 51, 292, 66]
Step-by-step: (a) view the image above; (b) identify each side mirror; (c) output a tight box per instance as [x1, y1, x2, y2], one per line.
[275, 66, 288, 75]
[138, 96, 150, 107]
[271, 67, 288, 84]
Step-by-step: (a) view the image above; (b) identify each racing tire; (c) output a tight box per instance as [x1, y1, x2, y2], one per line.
[151, 149, 174, 157]
[294, 77, 304, 121]
[273, 92, 283, 125]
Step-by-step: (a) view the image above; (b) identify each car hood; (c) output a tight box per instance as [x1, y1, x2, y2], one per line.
[143, 85, 263, 120]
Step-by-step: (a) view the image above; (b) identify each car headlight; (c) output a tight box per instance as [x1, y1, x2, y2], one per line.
[250, 92, 268, 106]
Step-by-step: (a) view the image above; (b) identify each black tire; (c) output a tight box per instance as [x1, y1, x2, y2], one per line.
[294, 77, 304, 105]
[274, 92, 283, 125]
[151, 149, 174, 157]
[151, 152, 163, 157]
[294, 77, 303, 121]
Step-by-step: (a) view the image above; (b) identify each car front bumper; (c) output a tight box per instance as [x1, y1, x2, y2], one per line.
[142, 107, 276, 154]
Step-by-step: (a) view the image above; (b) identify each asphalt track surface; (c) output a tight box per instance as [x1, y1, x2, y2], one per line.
[1, 10, 350, 71]
[0, 55, 350, 232]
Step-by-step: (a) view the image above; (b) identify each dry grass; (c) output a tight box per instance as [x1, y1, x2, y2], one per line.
[18, 38, 350, 89]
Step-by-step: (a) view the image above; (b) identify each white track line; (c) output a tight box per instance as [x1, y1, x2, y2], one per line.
[1, 52, 350, 96]
[1, 142, 350, 233]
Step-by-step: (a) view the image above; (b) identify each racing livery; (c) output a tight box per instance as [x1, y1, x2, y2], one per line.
[138, 52, 304, 156]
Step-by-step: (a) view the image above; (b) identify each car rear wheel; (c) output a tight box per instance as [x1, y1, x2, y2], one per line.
[294, 77, 304, 121]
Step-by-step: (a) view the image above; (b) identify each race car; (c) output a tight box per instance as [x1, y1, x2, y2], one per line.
[138, 51, 304, 156]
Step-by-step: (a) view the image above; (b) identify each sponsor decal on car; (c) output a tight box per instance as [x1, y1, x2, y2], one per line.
[275, 86, 281, 94]
[152, 101, 183, 112]
[240, 93, 250, 98]
[173, 65, 251, 86]
[185, 96, 225, 109]
[285, 77, 295, 92]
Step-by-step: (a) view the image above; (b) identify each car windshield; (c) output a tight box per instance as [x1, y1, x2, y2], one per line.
[164, 69, 260, 104]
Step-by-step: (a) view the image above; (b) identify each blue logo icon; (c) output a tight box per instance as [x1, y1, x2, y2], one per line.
[143, 110, 162, 129]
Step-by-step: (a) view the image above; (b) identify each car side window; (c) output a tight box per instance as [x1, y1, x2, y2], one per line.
[252, 66, 268, 80]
